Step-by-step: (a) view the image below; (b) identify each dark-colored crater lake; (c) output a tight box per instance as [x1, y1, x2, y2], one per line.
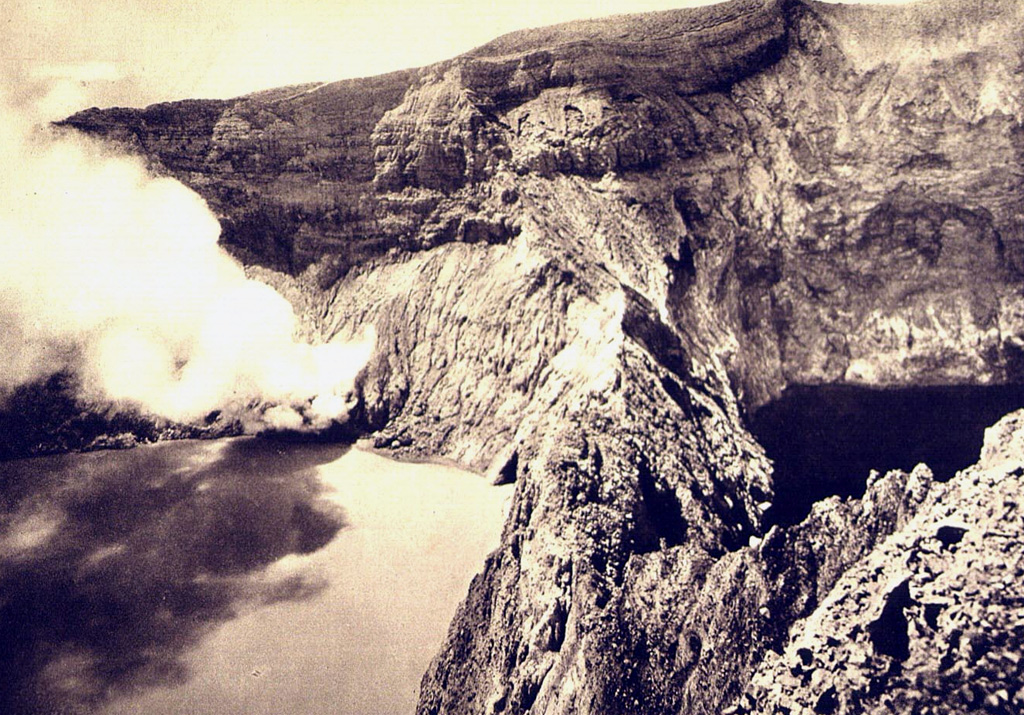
[749, 383, 1024, 526]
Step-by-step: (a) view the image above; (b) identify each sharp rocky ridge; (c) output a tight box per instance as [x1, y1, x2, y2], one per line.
[58, 0, 1024, 711]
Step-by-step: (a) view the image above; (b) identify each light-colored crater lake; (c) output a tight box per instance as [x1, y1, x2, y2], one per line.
[0, 438, 511, 715]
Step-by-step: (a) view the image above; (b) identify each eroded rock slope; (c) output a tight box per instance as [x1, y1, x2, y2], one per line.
[745, 412, 1024, 715]
[62, 0, 1024, 712]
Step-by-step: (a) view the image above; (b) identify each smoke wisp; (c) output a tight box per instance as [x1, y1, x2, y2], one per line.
[0, 92, 373, 433]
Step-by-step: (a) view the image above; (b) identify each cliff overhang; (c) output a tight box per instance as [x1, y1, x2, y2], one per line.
[51, 0, 1024, 712]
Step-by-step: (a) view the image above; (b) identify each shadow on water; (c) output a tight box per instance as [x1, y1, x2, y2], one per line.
[0, 437, 351, 714]
[748, 384, 1024, 527]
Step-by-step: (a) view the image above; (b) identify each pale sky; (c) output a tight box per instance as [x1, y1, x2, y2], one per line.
[2, 0, 917, 117]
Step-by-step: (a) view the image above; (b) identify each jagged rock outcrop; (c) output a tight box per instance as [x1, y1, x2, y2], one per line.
[60, 0, 1024, 713]
[742, 411, 1024, 715]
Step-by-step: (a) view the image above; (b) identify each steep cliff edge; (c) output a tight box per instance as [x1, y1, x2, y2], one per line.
[59, 0, 1024, 712]
[744, 411, 1024, 715]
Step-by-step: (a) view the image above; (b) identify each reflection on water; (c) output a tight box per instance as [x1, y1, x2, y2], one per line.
[113, 449, 512, 715]
[0, 439, 511, 715]
[0, 438, 348, 714]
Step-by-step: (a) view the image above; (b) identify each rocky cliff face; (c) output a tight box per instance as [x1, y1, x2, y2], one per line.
[745, 411, 1024, 715]
[61, 0, 1024, 712]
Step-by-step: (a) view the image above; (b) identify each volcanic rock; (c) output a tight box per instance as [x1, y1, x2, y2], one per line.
[58, 0, 1024, 713]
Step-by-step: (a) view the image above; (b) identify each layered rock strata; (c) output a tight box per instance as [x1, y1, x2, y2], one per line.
[59, 0, 1024, 712]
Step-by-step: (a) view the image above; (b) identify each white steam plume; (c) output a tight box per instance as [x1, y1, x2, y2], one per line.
[0, 90, 373, 432]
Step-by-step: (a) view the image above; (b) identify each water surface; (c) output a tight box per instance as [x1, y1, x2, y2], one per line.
[749, 383, 1024, 525]
[0, 438, 510, 714]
